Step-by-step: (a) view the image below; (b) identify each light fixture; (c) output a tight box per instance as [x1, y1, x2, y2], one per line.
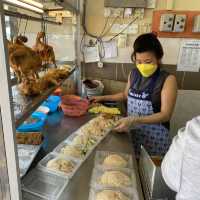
[4, 0, 44, 14]
[20, 0, 43, 9]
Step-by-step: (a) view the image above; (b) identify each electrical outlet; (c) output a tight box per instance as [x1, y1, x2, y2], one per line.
[111, 23, 138, 34]
[173, 14, 187, 32]
[193, 15, 200, 33]
[159, 14, 175, 32]
[134, 8, 144, 20]
[118, 34, 127, 48]
[110, 23, 121, 34]
[111, 8, 124, 17]
[124, 8, 133, 18]
[126, 23, 139, 34]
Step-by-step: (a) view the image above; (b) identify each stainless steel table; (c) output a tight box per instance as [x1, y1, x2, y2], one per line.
[23, 111, 144, 200]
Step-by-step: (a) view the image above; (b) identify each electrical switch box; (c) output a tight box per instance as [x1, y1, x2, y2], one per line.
[193, 15, 200, 33]
[159, 14, 175, 32]
[173, 14, 187, 32]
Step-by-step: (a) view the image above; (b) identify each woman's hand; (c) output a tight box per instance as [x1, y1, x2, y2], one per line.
[114, 117, 137, 133]
[89, 96, 105, 103]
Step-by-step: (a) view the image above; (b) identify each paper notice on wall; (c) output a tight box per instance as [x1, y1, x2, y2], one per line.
[177, 40, 200, 72]
[103, 40, 118, 59]
[84, 46, 100, 63]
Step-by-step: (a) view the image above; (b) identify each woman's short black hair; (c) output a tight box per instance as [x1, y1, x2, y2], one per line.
[131, 33, 164, 62]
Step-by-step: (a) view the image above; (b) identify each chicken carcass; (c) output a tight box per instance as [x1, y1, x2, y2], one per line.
[33, 32, 57, 67]
[19, 68, 70, 96]
[7, 36, 42, 82]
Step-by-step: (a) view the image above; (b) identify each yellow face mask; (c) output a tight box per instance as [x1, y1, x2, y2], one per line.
[136, 63, 158, 77]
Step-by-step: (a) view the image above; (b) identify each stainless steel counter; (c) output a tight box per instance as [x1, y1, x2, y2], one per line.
[23, 111, 144, 200]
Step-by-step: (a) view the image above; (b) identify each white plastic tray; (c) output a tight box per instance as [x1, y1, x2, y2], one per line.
[53, 141, 85, 160]
[90, 167, 137, 193]
[18, 144, 42, 178]
[22, 190, 46, 200]
[94, 151, 133, 169]
[22, 168, 68, 200]
[88, 187, 136, 200]
[37, 152, 81, 179]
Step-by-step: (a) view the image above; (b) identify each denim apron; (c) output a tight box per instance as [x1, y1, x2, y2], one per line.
[128, 69, 171, 157]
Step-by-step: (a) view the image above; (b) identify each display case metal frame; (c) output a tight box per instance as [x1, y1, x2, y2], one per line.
[0, 0, 81, 199]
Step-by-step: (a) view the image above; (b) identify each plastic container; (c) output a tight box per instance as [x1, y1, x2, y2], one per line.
[82, 80, 104, 97]
[36, 106, 50, 114]
[88, 187, 136, 200]
[42, 95, 61, 113]
[95, 151, 133, 169]
[22, 168, 68, 200]
[53, 141, 85, 160]
[18, 144, 42, 177]
[23, 190, 46, 200]
[37, 153, 81, 179]
[60, 95, 89, 117]
[90, 167, 137, 193]
[17, 112, 47, 132]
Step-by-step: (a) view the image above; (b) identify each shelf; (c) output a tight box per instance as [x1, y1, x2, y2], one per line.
[55, 0, 79, 14]
[13, 67, 76, 128]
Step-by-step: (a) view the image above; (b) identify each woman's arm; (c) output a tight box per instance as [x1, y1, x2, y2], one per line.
[115, 75, 177, 132]
[90, 73, 131, 102]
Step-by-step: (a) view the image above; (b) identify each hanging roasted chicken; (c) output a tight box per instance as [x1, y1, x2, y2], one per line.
[7, 36, 42, 82]
[33, 32, 57, 67]
[7, 33, 69, 96]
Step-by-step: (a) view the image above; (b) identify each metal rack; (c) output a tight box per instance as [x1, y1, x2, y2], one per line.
[14, 67, 76, 128]
[0, 0, 81, 199]
[4, 10, 61, 25]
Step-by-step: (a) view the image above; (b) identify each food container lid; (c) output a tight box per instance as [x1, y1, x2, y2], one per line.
[22, 168, 68, 200]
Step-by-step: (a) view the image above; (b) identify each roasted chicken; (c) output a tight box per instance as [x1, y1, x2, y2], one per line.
[7, 36, 42, 82]
[19, 68, 70, 96]
[33, 32, 57, 67]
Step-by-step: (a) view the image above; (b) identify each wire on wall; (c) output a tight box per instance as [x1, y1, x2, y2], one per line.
[82, 0, 139, 60]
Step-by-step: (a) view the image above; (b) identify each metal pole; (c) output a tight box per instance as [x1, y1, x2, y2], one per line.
[75, 0, 82, 95]
[0, 110, 11, 200]
[0, 2, 22, 200]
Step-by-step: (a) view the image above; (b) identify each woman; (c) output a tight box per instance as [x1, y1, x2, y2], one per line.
[91, 33, 177, 157]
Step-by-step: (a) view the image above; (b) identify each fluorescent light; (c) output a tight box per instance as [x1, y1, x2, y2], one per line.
[20, 0, 43, 9]
[4, 0, 44, 13]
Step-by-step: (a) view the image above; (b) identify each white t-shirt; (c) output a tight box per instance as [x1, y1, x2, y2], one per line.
[161, 116, 200, 200]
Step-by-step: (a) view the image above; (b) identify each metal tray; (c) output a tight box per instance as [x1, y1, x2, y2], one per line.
[94, 151, 133, 169]
[22, 168, 68, 200]
[17, 143, 42, 178]
[90, 167, 137, 193]
[37, 152, 81, 179]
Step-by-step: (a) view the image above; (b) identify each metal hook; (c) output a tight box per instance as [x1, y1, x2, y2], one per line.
[17, 16, 22, 35]
[23, 18, 29, 36]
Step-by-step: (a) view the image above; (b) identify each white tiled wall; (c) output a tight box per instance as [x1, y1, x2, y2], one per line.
[171, 90, 200, 137]
[101, 37, 183, 65]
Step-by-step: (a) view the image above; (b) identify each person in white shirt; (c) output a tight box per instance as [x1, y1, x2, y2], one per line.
[161, 116, 200, 200]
